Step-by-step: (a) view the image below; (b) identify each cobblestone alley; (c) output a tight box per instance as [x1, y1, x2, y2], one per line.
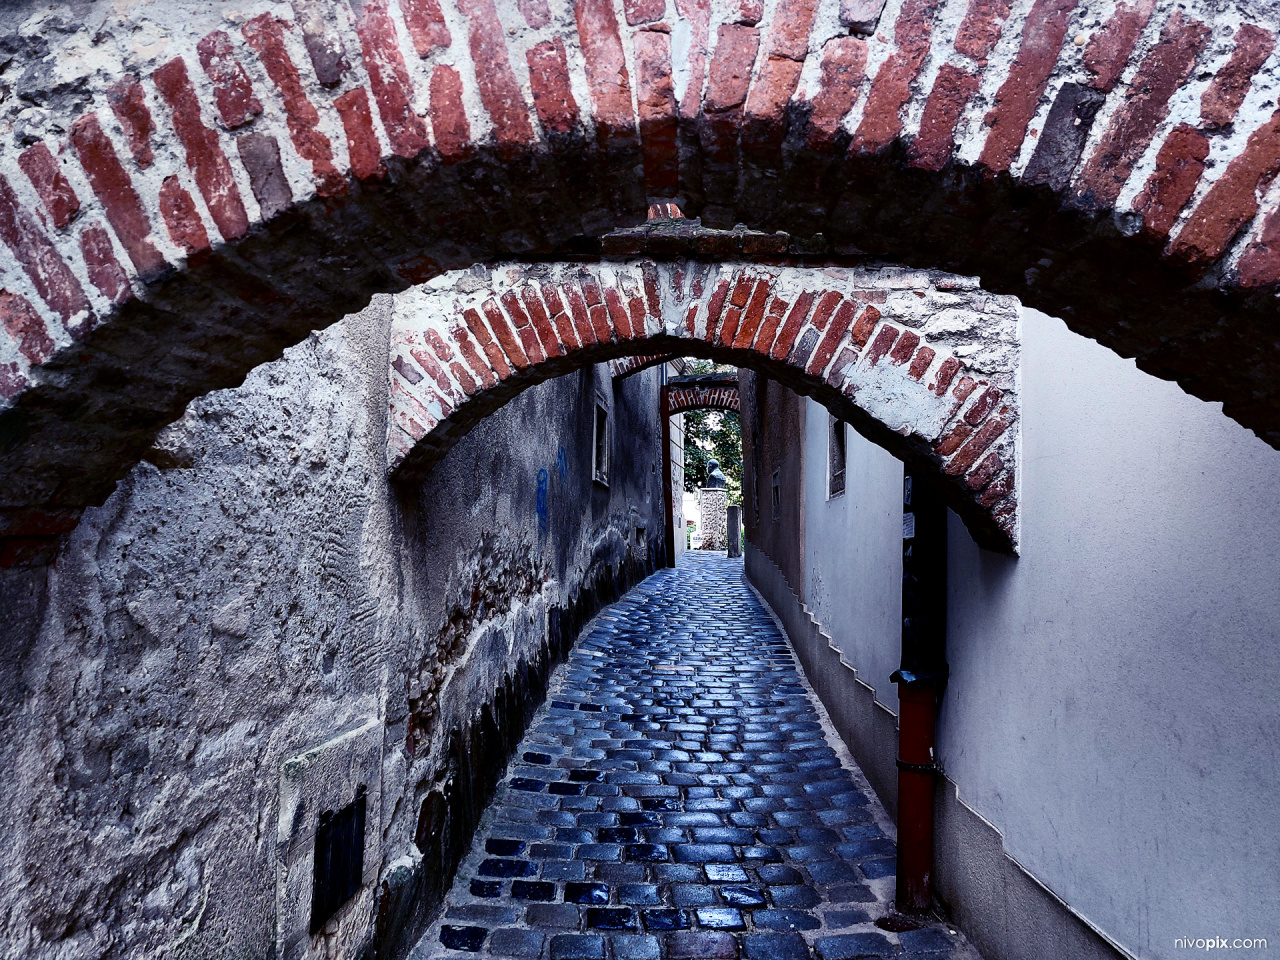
[413, 554, 979, 960]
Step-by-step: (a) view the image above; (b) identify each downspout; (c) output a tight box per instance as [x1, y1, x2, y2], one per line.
[891, 469, 948, 913]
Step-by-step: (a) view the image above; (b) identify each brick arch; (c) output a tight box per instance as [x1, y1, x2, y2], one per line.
[665, 378, 740, 416]
[389, 260, 1021, 552]
[2, 0, 1278, 562]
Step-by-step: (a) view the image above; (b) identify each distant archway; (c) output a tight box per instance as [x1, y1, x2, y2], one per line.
[389, 259, 1021, 552]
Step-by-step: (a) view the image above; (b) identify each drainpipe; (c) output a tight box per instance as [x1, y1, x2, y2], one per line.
[890, 469, 948, 913]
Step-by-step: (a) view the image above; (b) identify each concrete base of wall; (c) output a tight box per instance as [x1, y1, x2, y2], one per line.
[744, 542, 1130, 960]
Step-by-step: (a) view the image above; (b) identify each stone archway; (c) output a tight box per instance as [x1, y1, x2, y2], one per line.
[665, 373, 740, 416]
[388, 259, 1021, 552]
[2, 0, 1278, 563]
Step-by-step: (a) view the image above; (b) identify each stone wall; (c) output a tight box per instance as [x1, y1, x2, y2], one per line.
[0, 294, 667, 959]
[697, 487, 727, 549]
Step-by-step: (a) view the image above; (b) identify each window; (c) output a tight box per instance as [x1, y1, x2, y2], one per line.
[771, 469, 780, 520]
[311, 787, 367, 934]
[593, 400, 609, 485]
[828, 415, 846, 498]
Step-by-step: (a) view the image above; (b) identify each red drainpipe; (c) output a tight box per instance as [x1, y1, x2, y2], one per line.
[894, 684, 939, 911]
[892, 469, 948, 913]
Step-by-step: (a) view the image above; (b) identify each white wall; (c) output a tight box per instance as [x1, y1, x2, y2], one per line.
[799, 308, 1280, 958]
[801, 399, 904, 713]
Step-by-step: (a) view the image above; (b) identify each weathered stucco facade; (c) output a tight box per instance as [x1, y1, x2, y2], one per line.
[0, 294, 668, 959]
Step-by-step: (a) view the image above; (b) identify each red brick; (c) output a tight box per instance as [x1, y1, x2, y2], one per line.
[106, 79, 155, 168]
[703, 277, 733, 341]
[733, 281, 772, 348]
[625, 0, 665, 25]
[0, 173, 93, 329]
[889, 328, 920, 364]
[753, 295, 789, 351]
[808, 298, 858, 374]
[481, 299, 533, 369]
[457, 0, 537, 150]
[334, 87, 387, 180]
[1074, 12, 1210, 208]
[0, 290, 55, 363]
[530, 286, 579, 350]
[1171, 107, 1280, 266]
[978, 0, 1077, 173]
[243, 15, 345, 197]
[604, 287, 633, 340]
[865, 323, 899, 365]
[966, 450, 1004, 490]
[1238, 203, 1280, 288]
[852, 0, 942, 154]
[581, 275, 604, 306]
[930, 355, 959, 394]
[1082, 0, 1154, 92]
[516, 0, 552, 28]
[519, 286, 565, 353]
[153, 58, 250, 241]
[954, 0, 1013, 60]
[705, 25, 760, 113]
[805, 37, 866, 152]
[643, 264, 662, 318]
[934, 420, 973, 456]
[627, 296, 646, 340]
[429, 65, 472, 161]
[449, 322, 498, 388]
[546, 304, 580, 351]
[963, 384, 1001, 424]
[944, 410, 1011, 475]
[850, 303, 880, 347]
[79, 224, 131, 305]
[351, 0, 431, 158]
[743, 56, 805, 155]
[575, 0, 636, 146]
[71, 110, 169, 277]
[403, 346, 449, 396]
[826, 345, 859, 387]
[952, 375, 976, 403]
[291, 0, 351, 86]
[197, 30, 263, 129]
[0, 361, 28, 400]
[527, 40, 580, 136]
[400, 0, 452, 56]
[392, 353, 424, 385]
[978, 467, 1015, 507]
[510, 296, 550, 361]
[907, 345, 934, 379]
[158, 176, 210, 254]
[1201, 24, 1275, 131]
[564, 284, 598, 345]
[770, 291, 815, 359]
[910, 64, 979, 171]
[19, 143, 79, 230]
[589, 303, 612, 343]
[636, 29, 679, 196]
[461, 307, 515, 379]
[424, 327, 479, 393]
[729, 274, 755, 309]
[1133, 124, 1209, 238]
[719, 307, 743, 345]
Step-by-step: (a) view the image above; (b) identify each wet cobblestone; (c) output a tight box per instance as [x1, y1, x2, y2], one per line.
[413, 554, 979, 960]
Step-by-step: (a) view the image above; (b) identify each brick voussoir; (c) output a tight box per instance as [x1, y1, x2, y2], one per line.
[390, 261, 1020, 551]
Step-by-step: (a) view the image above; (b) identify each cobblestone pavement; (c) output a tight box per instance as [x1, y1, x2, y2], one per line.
[413, 553, 980, 960]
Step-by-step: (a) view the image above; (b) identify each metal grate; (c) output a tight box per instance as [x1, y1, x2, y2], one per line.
[310, 786, 367, 935]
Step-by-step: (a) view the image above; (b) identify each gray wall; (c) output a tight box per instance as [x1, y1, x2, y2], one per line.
[801, 401, 904, 715]
[770, 308, 1280, 959]
[0, 296, 667, 959]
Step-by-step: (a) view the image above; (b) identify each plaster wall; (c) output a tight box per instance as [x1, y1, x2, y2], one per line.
[801, 401, 904, 715]
[939, 308, 1280, 959]
[769, 307, 1280, 959]
[0, 295, 667, 959]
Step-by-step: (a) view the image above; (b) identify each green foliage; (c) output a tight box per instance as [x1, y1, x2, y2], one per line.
[681, 359, 743, 506]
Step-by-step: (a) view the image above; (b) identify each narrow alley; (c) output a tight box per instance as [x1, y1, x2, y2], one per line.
[415, 554, 977, 960]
